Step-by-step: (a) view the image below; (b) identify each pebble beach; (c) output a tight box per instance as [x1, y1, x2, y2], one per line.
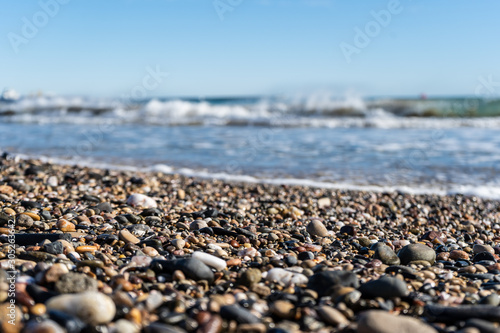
[1, 155, 500, 333]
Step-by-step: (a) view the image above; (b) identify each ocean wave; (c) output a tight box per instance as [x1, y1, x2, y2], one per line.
[2, 94, 500, 128]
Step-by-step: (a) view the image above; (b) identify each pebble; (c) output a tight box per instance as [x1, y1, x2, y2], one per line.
[220, 304, 260, 324]
[192, 251, 227, 271]
[397, 243, 436, 265]
[239, 268, 262, 288]
[306, 219, 329, 237]
[358, 276, 409, 299]
[126, 193, 157, 208]
[307, 270, 359, 297]
[119, 229, 140, 244]
[373, 243, 400, 265]
[317, 305, 349, 326]
[46, 291, 116, 325]
[265, 268, 308, 286]
[55, 272, 98, 294]
[358, 310, 437, 333]
[473, 244, 495, 255]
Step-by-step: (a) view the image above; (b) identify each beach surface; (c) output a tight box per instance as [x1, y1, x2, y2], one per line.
[1, 156, 500, 332]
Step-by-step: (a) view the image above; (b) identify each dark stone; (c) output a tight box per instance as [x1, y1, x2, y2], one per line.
[20, 200, 42, 209]
[339, 225, 356, 236]
[372, 243, 400, 265]
[425, 304, 500, 322]
[464, 318, 500, 333]
[234, 227, 256, 239]
[307, 270, 359, 297]
[26, 284, 59, 303]
[220, 304, 260, 324]
[96, 234, 119, 245]
[199, 227, 214, 236]
[40, 210, 52, 220]
[284, 255, 298, 266]
[43, 241, 64, 255]
[397, 243, 436, 265]
[151, 258, 214, 283]
[211, 227, 238, 237]
[204, 209, 219, 218]
[141, 208, 162, 217]
[298, 251, 315, 260]
[82, 194, 101, 203]
[358, 276, 409, 299]
[48, 309, 86, 333]
[473, 252, 497, 263]
[14, 233, 72, 246]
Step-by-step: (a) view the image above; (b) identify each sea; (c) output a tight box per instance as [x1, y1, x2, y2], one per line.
[1, 93, 500, 199]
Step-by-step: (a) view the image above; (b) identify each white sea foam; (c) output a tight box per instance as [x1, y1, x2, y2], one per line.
[16, 153, 498, 200]
[2, 94, 500, 128]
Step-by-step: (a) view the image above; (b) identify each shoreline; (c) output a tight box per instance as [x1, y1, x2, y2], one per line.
[6, 151, 500, 201]
[1, 156, 500, 332]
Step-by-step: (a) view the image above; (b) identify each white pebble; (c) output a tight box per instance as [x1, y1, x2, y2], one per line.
[192, 251, 227, 271]
[126, 193, 157, 208]
[265, 268, 308, 286]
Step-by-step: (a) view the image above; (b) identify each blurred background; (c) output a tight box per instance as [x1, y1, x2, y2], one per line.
[1, 0, 500, 197]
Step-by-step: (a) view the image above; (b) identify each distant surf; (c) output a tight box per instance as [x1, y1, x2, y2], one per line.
[2, 94, 500, 128]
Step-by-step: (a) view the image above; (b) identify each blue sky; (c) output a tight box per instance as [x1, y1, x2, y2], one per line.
[0, 0, 499, 98]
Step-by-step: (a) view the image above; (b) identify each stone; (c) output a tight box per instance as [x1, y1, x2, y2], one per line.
[152, 258, 214, 283]
[473, 244, 495, 255]
[192, 251, 227, 271]
[44, 263, 69, 284]
[358, 310, 437, 333]
[317, 197, 331, 208]
[397, 243, 436, 265]
[43, 242, 64, 255]
[307, 270, 359, 297]
[46, 291, 116, 325]
[317, 306, 349, 326]
[270, 300, 294, 319]
[373, 243, 400, 265]
[126, 193, 157, 208]
[48, 309, 86, 333]
[24, 319, 65, 333]
[171, 239, 185, 250]
[265, 268, 308, 286]
[190, 220, 208, 231]
[220, 305, 260, 324]
[450, 250, 469, 261]
[239, 268, 262, 288]
[425, 304, 500, 321]
[306, 220, 329, 237]
[358, 276, 409, 299]
[144, 323, 188, 333]
[119, 229, 140, 244]
[55, 272, 98, 294]
[17, 214, 34, 227]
